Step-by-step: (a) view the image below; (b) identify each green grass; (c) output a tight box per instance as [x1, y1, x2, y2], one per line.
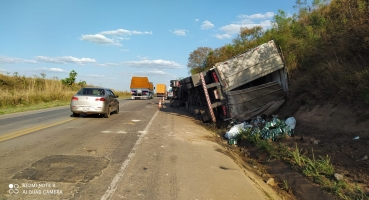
[282, 180, 292, 194]
[0, 100, 70, 115]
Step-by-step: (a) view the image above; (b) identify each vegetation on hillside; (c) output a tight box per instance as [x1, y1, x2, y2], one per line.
[188, 0, 369, 107]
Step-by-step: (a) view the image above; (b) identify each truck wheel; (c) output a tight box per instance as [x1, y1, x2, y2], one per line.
[104, 107, 111, 118]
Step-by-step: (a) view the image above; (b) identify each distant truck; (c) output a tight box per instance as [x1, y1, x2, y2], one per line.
[156, 83, 167, 99]
[130, 76, 154, 100]
[174, 40, 289, 123]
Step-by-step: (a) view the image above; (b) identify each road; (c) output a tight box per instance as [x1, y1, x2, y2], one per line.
[0, 98, 280, 200]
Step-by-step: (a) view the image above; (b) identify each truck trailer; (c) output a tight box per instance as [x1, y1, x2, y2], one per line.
[156, 83, 167, 99]
[130, 76, 154, 100]
[174, 40, 289, 123]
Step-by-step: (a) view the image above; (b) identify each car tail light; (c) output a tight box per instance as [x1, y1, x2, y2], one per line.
[95, 98, 105, 101]
[71, 96, 78, 100]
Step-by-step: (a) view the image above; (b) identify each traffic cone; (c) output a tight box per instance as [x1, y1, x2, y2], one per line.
[158, 99, 162, 108]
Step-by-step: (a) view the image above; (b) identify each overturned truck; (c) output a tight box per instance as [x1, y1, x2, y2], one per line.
[173, 40, 289, 123]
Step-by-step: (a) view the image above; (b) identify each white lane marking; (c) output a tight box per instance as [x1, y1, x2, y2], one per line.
[101, 110, 159, 200]
[117, 131, 127, 134]
[138, 131, 147, 134]
[132, 120, 141, 122]
[101, 131, 111, 133]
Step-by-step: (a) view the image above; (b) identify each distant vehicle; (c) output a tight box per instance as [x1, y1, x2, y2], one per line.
[130, 76, 154, 100]
[167, 87, 173, 99]
[70, 87, 119, 118]
[156, 83, 167, 99]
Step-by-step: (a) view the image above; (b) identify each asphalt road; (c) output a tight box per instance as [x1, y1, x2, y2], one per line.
[0, 98, 280, 200]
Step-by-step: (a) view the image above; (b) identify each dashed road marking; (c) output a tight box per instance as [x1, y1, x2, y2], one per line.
[100, 110, 159, 200]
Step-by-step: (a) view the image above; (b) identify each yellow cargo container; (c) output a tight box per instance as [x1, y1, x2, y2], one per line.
[130, 76, 153, 100]
[156, 83, 167, 98]
[130, 76, 150, 89]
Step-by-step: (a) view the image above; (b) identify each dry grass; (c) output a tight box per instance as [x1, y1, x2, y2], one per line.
[0, 74, 131, 113]
[0, 74, 77, 108]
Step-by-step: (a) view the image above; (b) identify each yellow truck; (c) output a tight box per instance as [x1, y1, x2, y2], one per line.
[130, 76, 154, 100]
[156, 83, 167, 98]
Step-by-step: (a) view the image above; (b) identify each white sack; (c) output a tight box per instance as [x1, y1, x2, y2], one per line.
[225, 123, 247, 139]
[285, 117, 296, 129]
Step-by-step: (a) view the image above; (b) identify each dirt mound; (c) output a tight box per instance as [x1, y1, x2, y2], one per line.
[292, 104, 369, 192]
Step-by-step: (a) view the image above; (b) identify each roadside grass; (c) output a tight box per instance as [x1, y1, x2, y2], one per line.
[282, 180, 292, 194]
[0, 93, 132, 115]
[112, 91, 131, 99]
[0, 100, 71, 115]
[232, 128, 369, 200]
[0, 74, 132, 115]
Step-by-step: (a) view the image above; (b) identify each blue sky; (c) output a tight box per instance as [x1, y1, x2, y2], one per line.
[0, 0, 298, 91]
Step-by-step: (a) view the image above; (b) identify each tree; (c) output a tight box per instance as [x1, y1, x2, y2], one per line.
[232, 26, 264, 53]
[78, 80, 87, 87]
[187, 47, 212, 74]
[61, 70, 78, 86]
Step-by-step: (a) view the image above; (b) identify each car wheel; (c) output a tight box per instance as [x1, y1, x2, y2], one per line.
[104, 107, 111, 118]
[73, 113, 80, 117]
[114, 105, 119, 114]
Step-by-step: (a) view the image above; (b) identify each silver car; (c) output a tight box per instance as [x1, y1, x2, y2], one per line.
[70, 87, 119, 118]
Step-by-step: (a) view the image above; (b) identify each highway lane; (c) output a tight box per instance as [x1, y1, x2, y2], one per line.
[0, 98, 280, 200]
[0, 98, 160, 199]
[0, 99, 139, 142]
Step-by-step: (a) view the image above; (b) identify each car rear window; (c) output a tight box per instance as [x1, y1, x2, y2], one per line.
[78, 88, 105, 96]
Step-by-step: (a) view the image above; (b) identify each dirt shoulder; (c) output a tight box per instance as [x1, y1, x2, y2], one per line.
[217, 103, 369, 199]
[291, 104, 369, 193]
